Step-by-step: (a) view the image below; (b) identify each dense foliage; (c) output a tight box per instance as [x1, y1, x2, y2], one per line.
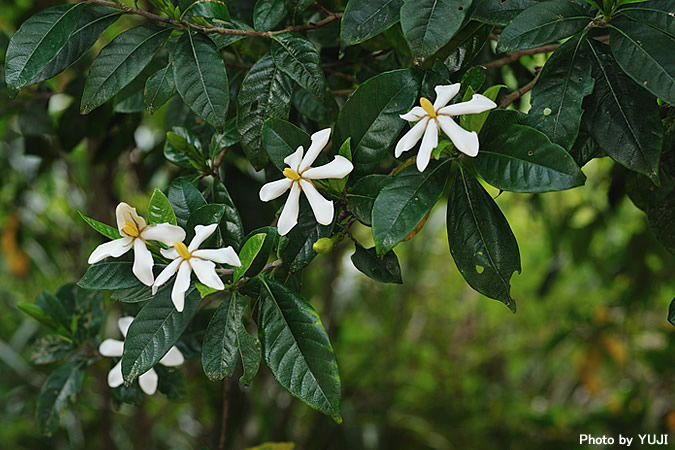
[1, 0, 673, 447]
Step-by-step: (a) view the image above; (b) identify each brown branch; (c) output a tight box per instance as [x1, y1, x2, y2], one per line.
[331, 89, 355, 96]
[84, 0, 342, 38]
[217, 377, 230, 450]
[499, 72, 540, 109]
[483, 43, 560, 70]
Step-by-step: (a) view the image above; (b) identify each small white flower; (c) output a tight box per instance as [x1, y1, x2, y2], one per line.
[259, 128, 353, 235]
[395, 84, 497, 171]
[98, 316, 184, 396]
[152, 224, 241, 312]
[87, 203, 186, 286]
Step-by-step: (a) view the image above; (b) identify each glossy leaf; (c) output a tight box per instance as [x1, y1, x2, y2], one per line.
[186, 204, 226, 243]
[81, 25, 171, 114]
[166, 131, 208, 170]
[182, 0, 231, 20]
[237, 54, 294, 170]
[447, 167, 521, 311]
[236, 296, 261, 386]
[254, 0, 289, 32]
[461, 84, 504, 133]
[474, 119, 586, 193]
[497, 0, 592, 52]
[211, 179, 245, 251]
[583, 40, 663, 181]
[280, 200, 334, 273]
[5, 4, 84, 91]
[346, 174, 391, 226]
[168, 178, 207, 228]
[32, 5, 121, 85]
[163, 126, 205, 169]
[609, 17, 675, 105]
[401, 0, 472, 59]
[171, 31, 229, 131]
[111, 284, 154, 303]
[144, 64, 175, 114]
[669, 297, 675, 326]
[202, 293, 239, 381]
[148, 188, 177, 226]
[471, 0, 539, 26]
[292, 87, 339, 123]
[122, 286, 201, 384]
[333, 69, 421, 172]
[78, 211, 121, 240]
[36, 362, 84, 435]
[529, 35, 595, 150]
[619, 1, 675, 37]
[443, 22, 493, 73]
[262, 118, 310, 171]
[340, 0, 404, 47]
[271, 33, 330, 101]
[78, 259, 142, 291]
[372, 159, 452, 255]
[351, 243, 402, 284]
[242, 226, 279, 278]
[257, 277, 341, 421]
[233, 234, 267, 283]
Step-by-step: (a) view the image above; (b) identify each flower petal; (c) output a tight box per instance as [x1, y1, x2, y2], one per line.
[161, 248, 179, 259]
[99, 339, 124, 357]
[400, 106, 427, 122]
[133, 239, 154, 286]
[115, 202, 146, 234]
[299, 179, 334, 225]
[159, 346, 184, 367]
[277, 182, 301, 236]
[190, 258, 224, 291]
[188, 223, 218, 252]
[436, 115, 480, 157]
[394, 117, 429, 158]
[192, 248, 241, 266]
[302, 156, 353, 180]
[107, 360, 123, 388]
[141, 224, 186, 246]
[87, 237, 133, 264]
[433, 84, 461, 110]
[171, 261, 192, 312]
[139, 369, 158, 395]
[259, 178, 293, 202]
[417, 119, 439, 172]
[438, 94, 497, 116]
[118, 316, 134, 337]
[153, 258, 182, 295]
[299, 128, 331, 172]
[283, 146, 304, 171]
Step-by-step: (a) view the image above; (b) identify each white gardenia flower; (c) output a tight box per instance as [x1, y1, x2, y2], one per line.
[87, 203, 186, 286]
[395, 84, 497, 172]
[152, 224, 241, 312]
[99, 316, 184, 395]
[259, 128, 353, 236]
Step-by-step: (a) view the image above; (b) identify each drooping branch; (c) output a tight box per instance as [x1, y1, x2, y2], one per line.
[499, 72, 540, 109]
[84, 0, 342, 38]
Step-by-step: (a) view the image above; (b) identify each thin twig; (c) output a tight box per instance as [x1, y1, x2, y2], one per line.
[484, 44, 560, 70]
[499, 72, 540, 109]
[217, 377, 231, 450]
[84, 0, 342, 38]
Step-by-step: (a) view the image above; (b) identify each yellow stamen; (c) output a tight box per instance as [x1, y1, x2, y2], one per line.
[174, 242, 191, 260]
[283, 168, 301, 181]
[420, 97, 436, 118]
[121, 220, 140, 238]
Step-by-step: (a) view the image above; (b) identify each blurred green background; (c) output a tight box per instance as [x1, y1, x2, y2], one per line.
[1, 1, 674, 449]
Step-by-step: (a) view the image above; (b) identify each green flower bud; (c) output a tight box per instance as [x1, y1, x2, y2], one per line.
[313, 237, 334, 254]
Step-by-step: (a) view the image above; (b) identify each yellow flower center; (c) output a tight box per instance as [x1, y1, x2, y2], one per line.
[283, 168, 302, 181]
[420, 97, 437, 118]
[121, 220, 140, 238]
[174, 242, 191, 260]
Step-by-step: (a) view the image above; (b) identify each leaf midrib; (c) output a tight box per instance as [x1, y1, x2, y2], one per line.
[502, 14, 590, 49]
[188, 32, 218, 121]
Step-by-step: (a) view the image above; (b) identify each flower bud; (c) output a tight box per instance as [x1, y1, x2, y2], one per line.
[312, 237, 334, 254]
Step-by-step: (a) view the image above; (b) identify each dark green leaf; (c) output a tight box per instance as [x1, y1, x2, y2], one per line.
[36, 362, 84, 435]
[609, 17, 675, 105]
[233, 233, 267, 282]
[163, 126, 205, 169]
[79, 211, 121, 240]
[646, 191, 675, 254]
[211, 179, 245, 250]
[111, 284, 154, 303]
[619, 1, 675, 38]
[447, 167, 520, 311]
[257, 277, 341, 421]
[168, 178, 207, 228]
[167, 131, 208, 170]
[340, 0, 404, 47]
[122, 287, 201, 384]
[209, 20, 255, 50]
[81, 25, 171, 113]
[669, 297, 675, 326]
[5, 4, 84, 91]
[280, 199, 335, 273]
[171, 32, 229, 130]
[31, 335, 73, 365]
[372, 159, 451, 255]
[346, 174, 391, 226]
[497, 0, 592, 52]
[236, 297, 261, 385]
[32, 5, 121, 84]
[271, 32, 329, 101]
[202, 293, 239, 380]
[148, 188, 177, 226]
[182, 0, 231, 20]
[144, 63, 175, 114]
[443, 22, 493, 73]
[254, 0, 289, 32]
[333, 69, 421, 173]
[237, 54, 294, 170]
[401, 0, 472, 59]
[262, 117, 310, 171]
[529, 35, 595, 149]
[351, 242, 402, 284]
[60, 283, 104, 343]
[242, 226, 279, 277]
[292, 87, 339, 123]
[78, 259, 143, 291]
[471, 0, 539, 26]
[186, 204, 226, 243]
[209, 121, 239, 161]
[584, 40, 663, 181]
